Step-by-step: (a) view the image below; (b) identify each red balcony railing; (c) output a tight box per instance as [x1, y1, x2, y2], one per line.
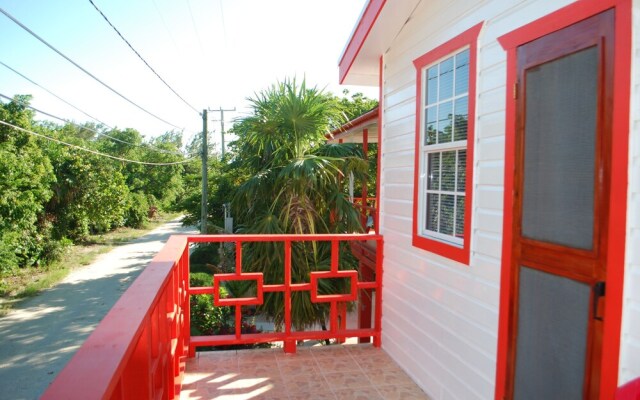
[352, 196, 377, 231]
[41, 233, 382, 400]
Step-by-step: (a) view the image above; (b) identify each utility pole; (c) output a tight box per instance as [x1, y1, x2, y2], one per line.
[201, 109, 208, 234]
[209, 107, 235, 157]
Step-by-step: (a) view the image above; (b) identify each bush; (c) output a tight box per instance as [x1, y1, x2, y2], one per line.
[189, 243, 220, 268]
[0, 232, 20, 274]
[190, 272, 213, 287]
[124, 192, 149, 228]
[189, 273, 266, 349]
[190, 293, 233, 336]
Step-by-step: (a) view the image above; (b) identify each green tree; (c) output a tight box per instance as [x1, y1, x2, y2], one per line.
[230, 78, 368, 330]
[36, 122, 129, 238]
[96, 128, 187, 227]
[334, 89, 378, 121]
[0, 96, 55, 271]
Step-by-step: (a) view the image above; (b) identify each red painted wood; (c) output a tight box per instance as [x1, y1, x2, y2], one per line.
[411, 22, 483, 265]
[310, 270, 359, 303]
[41, 236, 190, 400]
[328, 106, 378, 138]
[213, 273, 263, 306]
[187, 234, 382, 355]
[42, 232, 383, 398]
[374, 55, 383, 235]
[338, 0, 386, 84]
[616, 378, 640, 400]
[495, 1, 632, 398]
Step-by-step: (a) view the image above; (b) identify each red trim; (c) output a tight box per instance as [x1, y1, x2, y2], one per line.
[339, 0, 386, 84]
[411, 22, 483, 265]
[603, 1, 632, 397]
[616, 378, 640, 399]
[310, 270, 359, 302]
[213, 273, 264, 306]
[495, 39, 518, 400]
[41, 236, 190, 399]
[328, 106, 378, 139]
[376, 56, 383, 234]
[495, 1, 631, 398]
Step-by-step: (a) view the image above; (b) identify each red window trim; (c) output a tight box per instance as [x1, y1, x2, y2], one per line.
[494, 1, 632, 399]
[411, 22, 483, 265]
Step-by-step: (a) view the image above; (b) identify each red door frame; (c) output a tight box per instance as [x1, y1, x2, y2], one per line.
[495, 1, 632, 399]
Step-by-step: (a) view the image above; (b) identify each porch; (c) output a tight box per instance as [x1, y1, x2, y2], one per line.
[40, 233, 410, 399]
[181, 344, 429, 400]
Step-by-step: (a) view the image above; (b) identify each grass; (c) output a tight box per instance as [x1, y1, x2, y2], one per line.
[0, 212, 182, 316]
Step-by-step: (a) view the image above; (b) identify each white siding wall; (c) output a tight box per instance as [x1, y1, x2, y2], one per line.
[620, 0, 640, 385]
[376, 1, 588, 399]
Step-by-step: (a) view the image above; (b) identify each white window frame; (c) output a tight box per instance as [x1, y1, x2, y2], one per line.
[417, 47, 470, 247]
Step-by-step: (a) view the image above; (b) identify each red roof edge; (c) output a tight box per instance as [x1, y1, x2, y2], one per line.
[327, 106, 379, 139]
[338, 0, 386, 84]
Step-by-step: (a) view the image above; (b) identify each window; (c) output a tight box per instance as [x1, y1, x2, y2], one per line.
[412, 23, 482, 264]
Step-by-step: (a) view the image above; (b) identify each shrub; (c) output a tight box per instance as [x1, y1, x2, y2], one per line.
[124, 192, 149, 228]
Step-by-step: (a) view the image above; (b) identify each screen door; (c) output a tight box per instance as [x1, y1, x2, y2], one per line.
[508, 10, 614, 400]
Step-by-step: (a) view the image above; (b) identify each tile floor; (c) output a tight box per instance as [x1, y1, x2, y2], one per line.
[180, 343, 431, 400]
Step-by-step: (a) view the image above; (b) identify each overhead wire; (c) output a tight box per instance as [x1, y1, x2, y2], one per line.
[0, 119, 198, 166]
[218, 0, 228, 49]
[151, 0, 181, 54]
[185, 0, 206, 59]
[0, 64, 201, 155]
[88, 0, 201, 115]
[0, 6, 185, 130]
[0, 60, 114, 129]
[0, 92, 189, 156]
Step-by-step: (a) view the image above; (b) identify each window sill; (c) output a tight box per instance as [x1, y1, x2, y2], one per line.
[412, 233, 470, 265]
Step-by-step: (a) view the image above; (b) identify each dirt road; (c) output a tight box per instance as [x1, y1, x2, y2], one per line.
[0, 217, 197, 400]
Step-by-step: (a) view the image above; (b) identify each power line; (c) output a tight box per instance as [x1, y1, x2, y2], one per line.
[88, 0, 200, 115]
[151, 0, 180, 54]
[0, 119, 197, 166]
[0, 6, 184, 130]
[218, 0, 228, 49]
[0, 60, 113, 129]
[0, 63, 201, 155]
[185, 0, 206, 58]
[0, 93, 188, 156]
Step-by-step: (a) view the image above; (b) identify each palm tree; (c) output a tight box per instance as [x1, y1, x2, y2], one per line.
[230, 78, 368, 331]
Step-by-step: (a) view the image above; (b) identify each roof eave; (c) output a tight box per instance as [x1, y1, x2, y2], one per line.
[338, 0, 386, 85]
[338, 0, 422, 86]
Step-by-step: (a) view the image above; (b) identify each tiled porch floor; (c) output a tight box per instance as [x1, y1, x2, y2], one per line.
[180, 343, 431, 400]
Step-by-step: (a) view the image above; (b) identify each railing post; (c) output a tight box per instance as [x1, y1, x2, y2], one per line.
[184, 245, 195, 358]
[358, 258, 374, 344]
[235, 240, 243, 340]
[283, 239, 296, 353]
[373, 236, 383, 348]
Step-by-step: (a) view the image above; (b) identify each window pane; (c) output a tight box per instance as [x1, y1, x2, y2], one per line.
[439, 194, 455, 235]
[427, 66, 438, 105]
[439, 57, 454, 101]
[425, 106, 437, 145]
[438, 101, 453, 143]
[455, 195, 465, 237]
[522, 46, 597, 249]
[426, 193, 439, 232]
[457, 150, 466, 192]
[441, 151, 456, 191]
[455, 49, 470, 95]
[453, 96, 469, 141]
[427, 152, 440, 190]
[514, 267, 590, 399]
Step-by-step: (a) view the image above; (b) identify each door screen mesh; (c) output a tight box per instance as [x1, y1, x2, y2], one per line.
[521, 46, 598, 250]
[513, 266, 590, 399]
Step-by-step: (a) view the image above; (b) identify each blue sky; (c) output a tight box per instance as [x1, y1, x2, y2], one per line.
[0, 0, 376, 147]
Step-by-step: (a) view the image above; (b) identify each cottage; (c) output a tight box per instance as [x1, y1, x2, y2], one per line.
[338, 0, 639, 398]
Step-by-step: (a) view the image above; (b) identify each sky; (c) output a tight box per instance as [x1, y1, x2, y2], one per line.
[0, 0, 377, 149]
